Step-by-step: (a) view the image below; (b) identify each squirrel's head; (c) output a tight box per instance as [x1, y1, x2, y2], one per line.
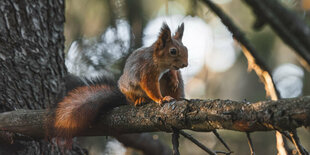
[153, 22, 188, 70]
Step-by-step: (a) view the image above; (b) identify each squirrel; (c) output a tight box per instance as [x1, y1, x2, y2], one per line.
[52, 22, 188, 140]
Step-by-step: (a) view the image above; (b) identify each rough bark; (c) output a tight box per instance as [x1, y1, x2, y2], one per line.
[0, 97, 309, 139]
[0, 0, 86, 154]
[0, 0, 67, 110]
[0, 1, 175, 154]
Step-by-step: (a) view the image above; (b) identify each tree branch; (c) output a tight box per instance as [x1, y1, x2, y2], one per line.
[200, 1, 297, 154]
[115, 133, 172, 155]
[172, 129, 180, 155]
[212, 130, 232, 153]
[201, 0, 280, 99]
[246, 132, 255, 155]
[0, 97, 309, 139]
[179, 130, 216, 155]
[289, 130, 309, 155]
[242, 0, 310, 70]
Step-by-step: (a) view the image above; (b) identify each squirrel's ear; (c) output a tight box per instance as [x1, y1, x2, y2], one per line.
[173, 23, 184, 41]
[155, 23, 171, 50]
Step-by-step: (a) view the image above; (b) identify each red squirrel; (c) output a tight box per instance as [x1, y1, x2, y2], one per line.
[53, 23, 188, 139]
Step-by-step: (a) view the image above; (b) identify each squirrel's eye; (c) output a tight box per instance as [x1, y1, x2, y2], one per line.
[169, 48, 177, 56]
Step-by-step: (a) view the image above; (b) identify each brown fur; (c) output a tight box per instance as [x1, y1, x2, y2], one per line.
[160, 70, 184, 99]
[118, 22, 188, 106]
[54, 86, 105, 138]
[53, 83, 126, 140]
[52, 23, 187, 145]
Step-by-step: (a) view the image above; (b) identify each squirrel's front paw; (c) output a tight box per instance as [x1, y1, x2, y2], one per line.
[158, 96, 175, 106]
[168, 70, 179, 92]
[170, 78, 179, 92]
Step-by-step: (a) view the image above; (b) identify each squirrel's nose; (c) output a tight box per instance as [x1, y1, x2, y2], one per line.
[182, 63, 188, 68]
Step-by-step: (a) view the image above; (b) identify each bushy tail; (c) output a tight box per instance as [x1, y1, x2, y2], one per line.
[52, 75, 126, 140]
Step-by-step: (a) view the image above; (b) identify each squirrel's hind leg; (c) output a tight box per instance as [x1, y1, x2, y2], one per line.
[134, 97, 148, 106]
[124, 92, 149, 106]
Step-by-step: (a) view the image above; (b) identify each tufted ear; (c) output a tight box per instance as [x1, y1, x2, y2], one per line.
[155, 22, 171, 50]
[173, 23, 184, 41]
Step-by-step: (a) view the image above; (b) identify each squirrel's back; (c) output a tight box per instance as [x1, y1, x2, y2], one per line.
[118, 47, 153, 94]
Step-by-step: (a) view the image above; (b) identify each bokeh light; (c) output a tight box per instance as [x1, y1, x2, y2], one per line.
[205, 18, 237, 72]
[143, 15, 237, 82]
[273, 63, 304, 98]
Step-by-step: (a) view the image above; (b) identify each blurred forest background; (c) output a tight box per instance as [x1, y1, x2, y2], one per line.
[63, 0, 310, 154]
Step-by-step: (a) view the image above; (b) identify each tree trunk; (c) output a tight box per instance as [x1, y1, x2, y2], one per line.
[0, 0, 85, 154]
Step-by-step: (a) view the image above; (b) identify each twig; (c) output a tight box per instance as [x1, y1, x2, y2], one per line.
[279, 131, 293, 143]
[215, 150, 232, 155]
[280, 130, 308, 154]
[200, 1, 294, 154]
[242, 0, 310, 68]
[289, 130, 309, 155]
[212, 130, 232, 153]
[275, 131, 289, 155]
[172, 129, 180, 155]
[115, 133, 172, 155]
[200, 0, 280, 99]
[179, 130, 217, 155]
[246, 132, 255, 155]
